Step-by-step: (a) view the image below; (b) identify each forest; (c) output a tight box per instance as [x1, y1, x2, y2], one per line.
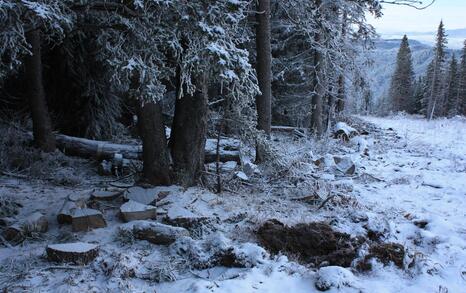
[0, 0, 465, 292]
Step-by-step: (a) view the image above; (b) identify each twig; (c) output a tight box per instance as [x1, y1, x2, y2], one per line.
[0, 170, 28, 179]
[317, 194, 338, 210]
[44, 265, 86, 270]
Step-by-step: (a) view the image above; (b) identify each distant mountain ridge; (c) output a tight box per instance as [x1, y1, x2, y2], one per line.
[381, 28, 466, 49]
[366, 37, 462, 104]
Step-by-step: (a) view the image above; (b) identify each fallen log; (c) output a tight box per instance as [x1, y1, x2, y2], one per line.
[27, 133, 241, 163]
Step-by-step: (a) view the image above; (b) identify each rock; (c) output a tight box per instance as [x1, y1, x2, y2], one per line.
[315, 266, 356, 291]
[334, 156, 356, 175]
[23, 212, 48, 233]
[46, 242, 99, 265]
[71, 208, 106, 232]
[120, 200, 156, 222]
[125, 187, 157, 205]
[91, 189, 123, 201]
[257, 219, 363, 267]
[119, 221, 189, 245]
[334, 122, 358, 141]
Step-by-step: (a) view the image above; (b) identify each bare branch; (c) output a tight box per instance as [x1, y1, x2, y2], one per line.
[380, 0, 436, 10]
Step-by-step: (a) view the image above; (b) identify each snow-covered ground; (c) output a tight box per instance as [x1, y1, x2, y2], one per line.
[1, 115, 465, 292]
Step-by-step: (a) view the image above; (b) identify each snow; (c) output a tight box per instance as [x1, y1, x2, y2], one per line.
[315, 266, 357, 291]
[1, 115, 466, 292]
[47, 242, 97, 253]
[120, 200, 155, 213]
[72, 208, 102, 217]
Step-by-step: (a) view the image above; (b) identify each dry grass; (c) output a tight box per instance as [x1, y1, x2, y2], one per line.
[0, 123, 86, 185]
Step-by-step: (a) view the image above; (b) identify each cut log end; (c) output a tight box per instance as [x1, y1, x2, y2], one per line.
[46, 242, 99, 265]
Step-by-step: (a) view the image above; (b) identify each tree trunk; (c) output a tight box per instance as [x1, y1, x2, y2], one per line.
[27, 132, 240, 163]
[336, 12, 347, 113]
[310, 51, 323, 136]
[255, 0, 272, 135]
[255, 0, 272, 163]
[170, 75, 208, 186]
[25, 29, 55, 152]
[336, 75, 345, 113]
[138, 102, 172, 186]
[310, 0, 323, 137]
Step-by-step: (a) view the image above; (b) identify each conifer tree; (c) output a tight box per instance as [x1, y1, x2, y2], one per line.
[426, 21, 448, 119]
[445, 55, 459, 117]
[459, 41, 466, 116]
[389, 35, 415, 113]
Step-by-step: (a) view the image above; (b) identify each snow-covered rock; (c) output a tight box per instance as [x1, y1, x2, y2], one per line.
[315, 266, 357, 291]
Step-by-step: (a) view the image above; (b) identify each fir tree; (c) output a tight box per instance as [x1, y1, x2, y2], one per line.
[459, 41, 466, 116]
[426, 21, 448, 119]
[412, 76, 426, 114]
[389, 35, 415, 113]
[445, 55, 459, 117]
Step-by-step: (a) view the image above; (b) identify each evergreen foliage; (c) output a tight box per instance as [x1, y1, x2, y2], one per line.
[388, 35, 415, 113]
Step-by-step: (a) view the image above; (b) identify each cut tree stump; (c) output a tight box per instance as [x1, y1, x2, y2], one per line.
[27, 132, 241, 163]
[71, 208, 106, 232]
[91, 190, 123, 201]
[125, 187, 157, 205]
[2, 212, 48, 246]
[46, 242, 99, 265]
[120, 200, 156, 222]
[23, 212, 48, 234]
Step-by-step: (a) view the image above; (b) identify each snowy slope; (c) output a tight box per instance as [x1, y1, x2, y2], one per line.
[1, 115, 465, 292]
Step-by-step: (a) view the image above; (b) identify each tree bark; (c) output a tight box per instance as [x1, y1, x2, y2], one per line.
[138, 102, 172, 186]
[25, 29, 56, 152]
[26, 132, 240, 163]
[310, 0, 323, 137]
[255, 0, 272, 135]
[170, 75, 208, 186]
[255, 0, 272, 162]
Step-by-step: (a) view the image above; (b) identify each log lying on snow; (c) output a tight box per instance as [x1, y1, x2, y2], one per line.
[49, 133, 241, 163]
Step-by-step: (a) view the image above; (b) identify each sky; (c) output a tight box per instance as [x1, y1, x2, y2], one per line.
[368, 0, 466, 48]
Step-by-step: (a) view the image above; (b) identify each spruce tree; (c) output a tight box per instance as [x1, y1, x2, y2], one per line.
[389, 35, 415, 113]
[426, 21, 448, 119]
[445, 55, 459, 117]
[459, 41, 466, 116]
[412, 76, 426, 114]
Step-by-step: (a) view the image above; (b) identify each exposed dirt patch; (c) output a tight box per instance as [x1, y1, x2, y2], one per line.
[257, 219, 364, 267]
[357, 243, 405, 271]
